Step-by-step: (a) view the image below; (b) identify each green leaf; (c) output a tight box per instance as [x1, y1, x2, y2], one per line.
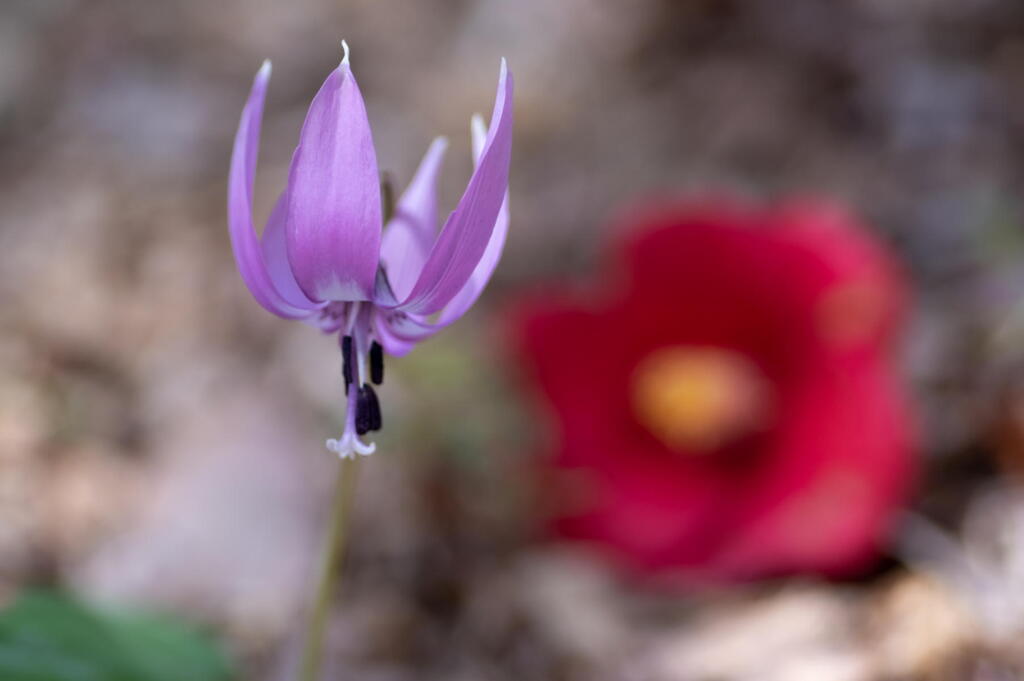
[0, 591, 233, 681]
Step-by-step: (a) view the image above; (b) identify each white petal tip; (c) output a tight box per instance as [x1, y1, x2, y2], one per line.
[258, 60, 272, 80]
[500, 57, 508, 75]
[471, 113, 486, 134]
[340, 40, 351, 65]
[432, 135, 450, 151]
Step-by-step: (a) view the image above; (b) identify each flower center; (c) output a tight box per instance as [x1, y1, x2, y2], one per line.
[631, 346, 769, 453]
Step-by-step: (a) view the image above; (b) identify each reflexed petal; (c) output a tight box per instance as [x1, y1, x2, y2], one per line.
[378, 311, 439, 342]
[379, 137, 448, 302]
[285, 45, 382, 302]
[228, 62, 321, 319]
[261, 194, 322, 309]
[436, 114, 510, 325]
[373, 313, 419, 357]
[377, 116, 511, 348]
[391, 59, 513, 315]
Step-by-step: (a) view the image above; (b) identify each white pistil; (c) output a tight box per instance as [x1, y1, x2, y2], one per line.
[326, 433, 375, 459]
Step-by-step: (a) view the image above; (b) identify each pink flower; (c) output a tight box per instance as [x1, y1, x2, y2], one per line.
[228, 43, 512, 457]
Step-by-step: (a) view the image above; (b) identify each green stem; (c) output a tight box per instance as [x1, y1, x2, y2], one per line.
[298, 458, 359, 681]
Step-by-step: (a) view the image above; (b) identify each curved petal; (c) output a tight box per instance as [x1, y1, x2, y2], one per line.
[378, 137, 448, 302]
[228, 61, 321, 319]
[373, 115, 512, 352]
[377, 311, 439, 343]
[435, 113, 510, 325]
[285, 45, 382, 303]
[261, 194, 324, 309]
[390, 59, 513, 315]
[374, 313, 419, 357]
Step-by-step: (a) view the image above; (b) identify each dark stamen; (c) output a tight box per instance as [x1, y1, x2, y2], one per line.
[370, 341, 384, 385]
[364, 384, 382, 431]
[341, 335, 354, 391]
[355, 385, 372, 435]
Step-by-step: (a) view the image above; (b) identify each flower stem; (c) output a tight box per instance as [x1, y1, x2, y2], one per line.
[299, 457, 359, 681]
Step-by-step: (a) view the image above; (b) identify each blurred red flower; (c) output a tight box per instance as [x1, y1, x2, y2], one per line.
[513, 198, 916, 580]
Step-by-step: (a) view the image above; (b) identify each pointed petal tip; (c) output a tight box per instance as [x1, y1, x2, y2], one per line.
[256, 60, 272, 85]
[340, 39, 351, 65]
[494, 59, 512, 105]
[499, 58, 512, 86]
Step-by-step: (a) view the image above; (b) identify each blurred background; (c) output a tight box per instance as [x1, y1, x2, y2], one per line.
[2, 0, 1024, 679]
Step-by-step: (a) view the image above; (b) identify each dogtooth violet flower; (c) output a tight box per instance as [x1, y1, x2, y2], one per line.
[228, 43, 513, 458]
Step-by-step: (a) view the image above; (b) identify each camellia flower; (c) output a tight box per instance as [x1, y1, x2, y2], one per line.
[229, 43, 512, 458]
[514, 199, 916, 579]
